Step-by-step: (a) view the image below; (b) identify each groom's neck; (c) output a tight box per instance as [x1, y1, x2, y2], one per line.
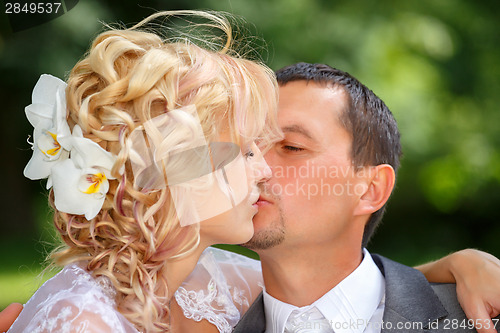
[258, 242, 363, 307]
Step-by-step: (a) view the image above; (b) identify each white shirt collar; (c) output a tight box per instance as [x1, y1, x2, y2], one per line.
[263, 249, 385, 333]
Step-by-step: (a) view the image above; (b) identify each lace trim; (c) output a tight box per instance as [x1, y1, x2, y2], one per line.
[175, 277, 246, 333]
[231, 286, 250, 308]
[173, 248, 261, 333]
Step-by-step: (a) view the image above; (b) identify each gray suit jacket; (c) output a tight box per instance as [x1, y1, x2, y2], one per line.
[233, 254, 500, 332]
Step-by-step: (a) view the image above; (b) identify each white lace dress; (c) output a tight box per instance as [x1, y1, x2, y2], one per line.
[7, 264, 139, 333]
[174, 247, 263, 333]
[8, 247, 263, 333]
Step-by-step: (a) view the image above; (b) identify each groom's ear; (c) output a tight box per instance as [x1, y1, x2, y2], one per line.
[354, 164, 395, 216]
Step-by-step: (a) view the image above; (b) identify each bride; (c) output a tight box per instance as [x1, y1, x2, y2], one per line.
[10, 10, 280, 332]
[6, 10, 500, 333]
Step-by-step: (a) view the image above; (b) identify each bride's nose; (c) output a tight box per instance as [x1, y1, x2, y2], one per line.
[252, 148, 272, 183]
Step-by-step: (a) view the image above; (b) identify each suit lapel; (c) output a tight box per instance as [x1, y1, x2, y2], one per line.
[372, 254, 449, 333]
[233, 292, 266, 333]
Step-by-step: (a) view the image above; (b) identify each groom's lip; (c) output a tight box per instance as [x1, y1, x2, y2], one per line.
[256, 195, 272, 207]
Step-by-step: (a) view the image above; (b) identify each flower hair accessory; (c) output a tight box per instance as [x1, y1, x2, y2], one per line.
[24, 74, 119, 220]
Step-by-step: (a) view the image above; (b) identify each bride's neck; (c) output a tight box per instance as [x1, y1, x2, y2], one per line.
[164, 240, 211, 300]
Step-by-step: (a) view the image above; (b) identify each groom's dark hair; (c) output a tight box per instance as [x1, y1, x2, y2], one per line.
[275, 62, 402, 246]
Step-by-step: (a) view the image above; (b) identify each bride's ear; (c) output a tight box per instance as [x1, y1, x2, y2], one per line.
[354, 164, 395, 216]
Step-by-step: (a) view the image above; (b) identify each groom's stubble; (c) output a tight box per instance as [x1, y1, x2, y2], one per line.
[241, 183, 286, 250]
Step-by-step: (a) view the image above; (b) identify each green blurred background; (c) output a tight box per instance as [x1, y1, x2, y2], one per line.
[1, 0, 499, 309]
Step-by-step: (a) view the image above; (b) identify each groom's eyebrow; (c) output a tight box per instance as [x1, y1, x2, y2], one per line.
[282, 125, 315, 140]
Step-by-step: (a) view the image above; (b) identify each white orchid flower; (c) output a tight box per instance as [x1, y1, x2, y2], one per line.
[23, 75, 121, 220]
[51, 125, 118, 220]
[23, 74, 71, 189]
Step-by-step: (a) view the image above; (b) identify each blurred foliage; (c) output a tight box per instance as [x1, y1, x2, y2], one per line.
[1, 0, 499, 307]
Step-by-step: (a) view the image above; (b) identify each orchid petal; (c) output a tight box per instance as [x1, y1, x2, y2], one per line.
[24, 75, 71, 180]
[24, 147, 69, 181]
[25, 103, 53, 129]
[23, 148, 56, 180]
[66, 125, 117, 179]
[53, 87, 72, 150]
[46, 176, 53, 190]
[25, 75, 67, 129]
[51, 159, 106, 220]
[31, 75, 66, 105]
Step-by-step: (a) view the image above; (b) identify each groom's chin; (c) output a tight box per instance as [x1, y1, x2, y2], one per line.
[239, 226, 286, 251]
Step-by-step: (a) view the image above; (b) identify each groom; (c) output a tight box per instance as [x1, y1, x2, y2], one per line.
[234, 62, 499, 333]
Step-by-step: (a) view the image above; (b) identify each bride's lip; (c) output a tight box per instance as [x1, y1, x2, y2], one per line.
[248, 189, 260, 206]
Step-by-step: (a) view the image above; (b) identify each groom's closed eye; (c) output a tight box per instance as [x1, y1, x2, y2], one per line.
[282, 144, 305, 152]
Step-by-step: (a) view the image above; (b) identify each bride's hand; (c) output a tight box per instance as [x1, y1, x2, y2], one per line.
[451, 249, 500, 333]
[417, 249, 500, 333]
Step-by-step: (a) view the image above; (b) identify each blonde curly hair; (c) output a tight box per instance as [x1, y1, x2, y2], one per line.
[48, 10, 280, 332]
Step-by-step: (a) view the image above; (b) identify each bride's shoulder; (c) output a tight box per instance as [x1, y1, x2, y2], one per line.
[35, 264, 117, 306]
[187, 247, 263, 292]
[203, 247, 262, 272]
[173, 247, 263, 333]
[8, 264, 138, 333]
[205, 247, 262, 284]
